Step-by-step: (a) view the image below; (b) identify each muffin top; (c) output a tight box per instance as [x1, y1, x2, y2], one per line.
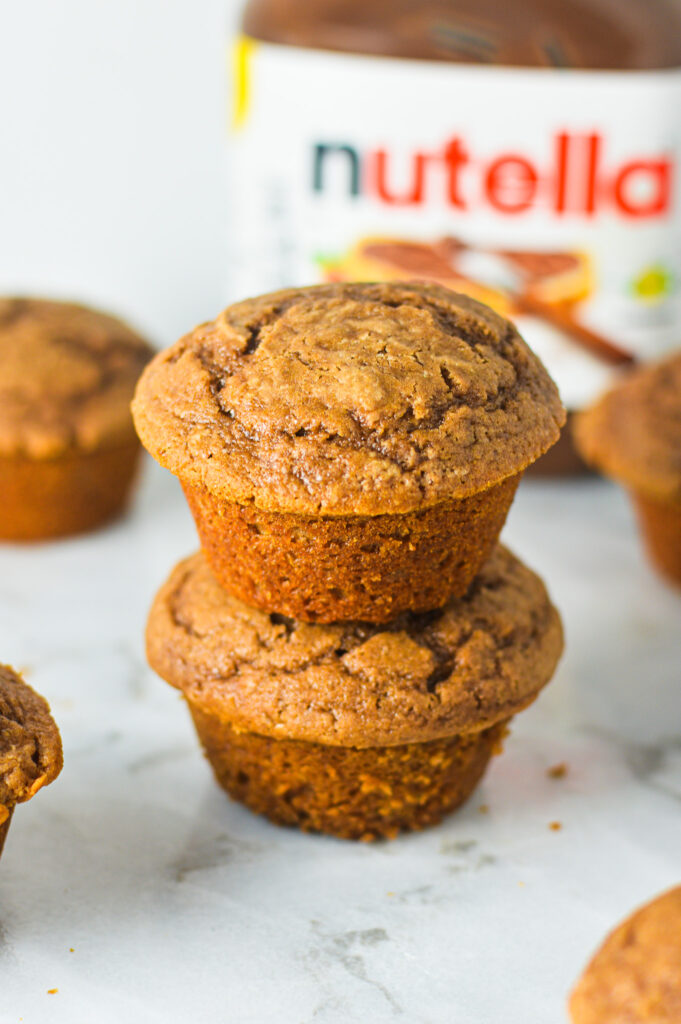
[575, 351, 681, 502]
[147, 546, 563, 747]
[570, 886, 681, 1024]
[133, 282, 564, 515]
[0, 298, 154, 459]
[0, 665, 63, 824]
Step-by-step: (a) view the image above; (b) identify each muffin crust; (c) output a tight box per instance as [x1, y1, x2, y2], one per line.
[133, 282, 565, 515]
[146, 545, 563, 747]
[0, 297, 153, 459]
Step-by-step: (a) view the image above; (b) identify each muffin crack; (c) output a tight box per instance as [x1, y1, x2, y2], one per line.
[161, 551, 557, 691]
[133, 282, 564, 513]
[148, 549, 563, 746]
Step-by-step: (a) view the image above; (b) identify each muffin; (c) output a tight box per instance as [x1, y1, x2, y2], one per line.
[0, 297, 154, 540]
[133, 282, 565, 622]
[575, 351, 681, 586]
[0, 665, 63, 857]
[146, 545, 563, 840]
[569, 886, 681, 1023]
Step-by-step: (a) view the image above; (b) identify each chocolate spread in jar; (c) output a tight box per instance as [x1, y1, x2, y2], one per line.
[243, 0, 681, 69]
[234, 0, 681, 474]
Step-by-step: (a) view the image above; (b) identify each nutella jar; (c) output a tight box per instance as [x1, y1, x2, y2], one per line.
[230, 1, 681, 471]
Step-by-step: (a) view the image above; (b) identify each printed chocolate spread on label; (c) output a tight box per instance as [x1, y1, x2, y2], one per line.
[231, 0, 681, 470]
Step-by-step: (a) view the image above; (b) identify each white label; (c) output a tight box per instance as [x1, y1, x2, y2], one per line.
[228, 38, 681, 407]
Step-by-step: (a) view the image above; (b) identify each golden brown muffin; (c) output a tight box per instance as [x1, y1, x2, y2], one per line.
[0, 297, 154, 540]
[146, 545, 563, 840]
[133, 282, 564, 622]
[569, 886, 681, 1024]
[0, 665, 63, 857]
[575, 352, 681, 586]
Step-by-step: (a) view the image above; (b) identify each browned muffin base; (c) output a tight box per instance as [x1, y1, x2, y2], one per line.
[182, 474, 520, 623]
[188, 702, 508, 840]
[0, 441, 142, 541]
[0, 808, 12, 858]
[631, 491, 681, 587]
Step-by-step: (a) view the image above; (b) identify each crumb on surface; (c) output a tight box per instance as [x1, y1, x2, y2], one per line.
[47, 989, 58, 995]
[547, 762, 568, 779]
[549, 821, 563, 831]
[478, 804, 490, 814]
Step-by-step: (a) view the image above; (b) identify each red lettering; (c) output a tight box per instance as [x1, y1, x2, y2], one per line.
[613, 160, 672, 218]
[584, 134, 601, 216]
[443, 137, 469, 209]
[485, 155, 538, 214]
[372, 149, 432, 205]
[343, 133, 675, 220]
[555, 133, 570, 213]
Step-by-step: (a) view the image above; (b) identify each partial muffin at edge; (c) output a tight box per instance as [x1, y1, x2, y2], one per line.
[575, 352, 681, 585]
[0, 297, 154, 539]
[0, 664, 63, 855]
[570, 886, 681, 1024]
[574, 351, 681, 503]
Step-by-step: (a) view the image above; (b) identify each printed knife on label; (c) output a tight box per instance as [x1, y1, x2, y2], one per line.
[320, 235, 635, 368]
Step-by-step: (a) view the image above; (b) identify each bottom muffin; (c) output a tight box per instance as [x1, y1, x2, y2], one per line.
[189, 707, 508, 840]
[147, 545, 563, 840]
[0, 664, 63, 858]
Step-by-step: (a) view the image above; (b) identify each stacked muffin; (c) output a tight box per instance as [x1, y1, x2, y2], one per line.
[134, 282, 565, 839]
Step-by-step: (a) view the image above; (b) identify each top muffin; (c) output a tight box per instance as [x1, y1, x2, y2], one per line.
[0, 298, 154, 460]
[570, 886, 681, 1024]
[575, 351, 681, 502]
[0, 665, 63, 825]
[133, 282, 564, 516]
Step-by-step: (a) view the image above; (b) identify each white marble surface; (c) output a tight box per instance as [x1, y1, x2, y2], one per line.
[0, 462, 679, 1024]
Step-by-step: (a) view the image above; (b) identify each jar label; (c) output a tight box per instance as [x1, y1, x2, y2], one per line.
[229, 37, 681, 406]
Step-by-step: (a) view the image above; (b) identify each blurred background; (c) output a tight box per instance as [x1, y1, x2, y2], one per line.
[3, 0, 680, 433]
[0, 0, 240, 346]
